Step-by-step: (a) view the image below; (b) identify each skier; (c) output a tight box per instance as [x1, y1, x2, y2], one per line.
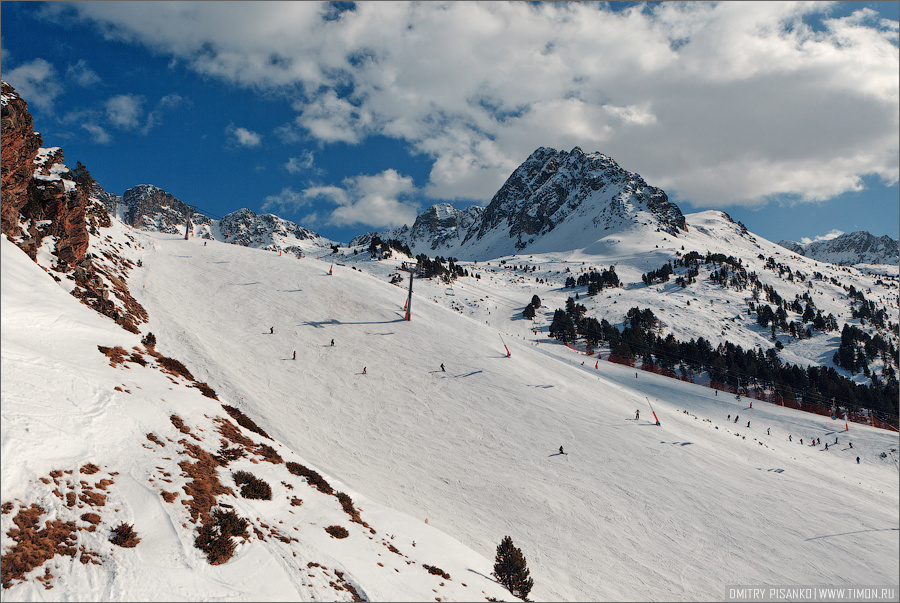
[559, 446, 565, 455]
[331, 339, 334, 347]
[270, 326, 274, 334]
[767, 428, 770, 435]
[857, 456, 860, 464]
[728, 414, 731, 420]
[825, 443, 829, 450]
[293, 351, 296, 360]
[835, 437, 838, 445]
[363, 367, 367, 375]
[441, 363, 445, 372]
[849, 442, 853, 449]
[789, 435, 792, 442]
[800, 438, 803, 444]
[749, 401, 752, 409]
[734, 415, 739, 423]
[635, 410, 640, 420]
[747, 421, 750, 428]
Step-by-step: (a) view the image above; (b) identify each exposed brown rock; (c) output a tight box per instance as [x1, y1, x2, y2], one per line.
[1, 81, 42, 239]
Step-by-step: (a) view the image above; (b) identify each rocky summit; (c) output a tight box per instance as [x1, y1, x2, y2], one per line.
[356, 146, 687, 260]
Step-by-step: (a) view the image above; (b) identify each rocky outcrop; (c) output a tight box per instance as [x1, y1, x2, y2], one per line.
[119, 185, 210, 234]
[1, 81, 43, 239]
[218, 208, 330, 251]
[2, 81, 95, 266]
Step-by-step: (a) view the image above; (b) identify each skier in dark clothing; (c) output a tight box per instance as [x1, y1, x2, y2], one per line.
[636, 410, 640, 420]
[441, 363, 445, 372]
[747, 421, 750, 428]
[849, 442, 853, 449]
[789, 435, 792, 442]
[363, 367, 367, 375]
[270, 326, 274, 334]
[559, 446, 565, 455]
[331, 339, 334, 346]
[825, 443, 829, 450]
[293, 351, 296, 360]
[857, 456, 860, 463]
[767, 428, 770, 435]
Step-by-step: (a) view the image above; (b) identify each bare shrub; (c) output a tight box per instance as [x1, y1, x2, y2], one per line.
[222, 405, 271, 439]
[324, 525, 349, 539]
[232, 471, 272, 500]
[109, 522, 140, 548]
[194, 382, 218, 399]
[423, 564, 451, 580]
[285, 462, 332, 495]
[158, 356, 194, 380]
[140, 332, 156, 348]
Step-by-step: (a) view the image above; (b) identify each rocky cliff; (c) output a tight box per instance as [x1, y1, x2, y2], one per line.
[1, 79, 146, 333]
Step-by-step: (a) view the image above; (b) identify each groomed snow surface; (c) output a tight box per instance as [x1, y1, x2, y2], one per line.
[2, 224, 898, 601]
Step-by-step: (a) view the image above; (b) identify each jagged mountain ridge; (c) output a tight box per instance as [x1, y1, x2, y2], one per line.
[354, 146, 687, 260]
[778, 231, 899, 266]
[105, 185, 335, 254]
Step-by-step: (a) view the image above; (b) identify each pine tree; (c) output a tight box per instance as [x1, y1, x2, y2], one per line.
[492, 535, 534, 601]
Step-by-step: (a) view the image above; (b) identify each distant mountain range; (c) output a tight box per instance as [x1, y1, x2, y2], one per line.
[778, 232, 898, 266]
[101, 183, 335, 256]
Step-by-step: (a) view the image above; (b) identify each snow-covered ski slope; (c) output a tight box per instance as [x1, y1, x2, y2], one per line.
[1, 233, 515, 603]
[127, 230, 899, 601]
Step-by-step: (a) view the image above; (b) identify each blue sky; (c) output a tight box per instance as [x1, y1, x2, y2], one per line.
[2, 1, 898, 246]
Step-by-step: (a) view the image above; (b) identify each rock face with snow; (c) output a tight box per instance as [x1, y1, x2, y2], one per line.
[778, 231, 899, 266]
[118, 184, 212, 234]
[1, 81, 43, 239]
[218, 207, 330, 252]
[352, 203, 483, 253]
[356, 146, 687, 259]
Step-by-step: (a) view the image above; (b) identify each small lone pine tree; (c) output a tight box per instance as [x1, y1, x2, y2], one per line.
[492, 535, 533, 601]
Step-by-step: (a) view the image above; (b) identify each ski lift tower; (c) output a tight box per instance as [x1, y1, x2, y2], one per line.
[399, 262, 417, 321]
[183, 204, 199, 240]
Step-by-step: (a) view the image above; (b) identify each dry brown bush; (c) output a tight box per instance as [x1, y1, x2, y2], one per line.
[232, 471, 272, 500]
[324, 525, 349, 539]
[109, 522, 140, 548]
[285, 462, 332, 495]
[221, 405, 271, 439]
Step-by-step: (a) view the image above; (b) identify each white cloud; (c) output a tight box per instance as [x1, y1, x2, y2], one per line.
[261, 187, 311, 214]
[81, 122, 111, 144]
[800, 229, 845, 246]
[66, 59, 101, 86]
[302, 170, 419, 228]
[285, 150, 318, 174]
[227, 124, 263, 148]
[105, 94, 144, 129]
[67, 2, 900, 207]
[4, 58, 62, 112]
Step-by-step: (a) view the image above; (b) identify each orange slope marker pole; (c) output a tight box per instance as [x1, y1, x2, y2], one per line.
[647, 397, 660, 426]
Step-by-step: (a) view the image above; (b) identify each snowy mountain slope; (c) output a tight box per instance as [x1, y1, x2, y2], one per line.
[1, 231, 517, 602]
[356, 146, 686, 261]
[778, 231, 900, 267]
[124, 229, 899, 601]
[342, 210, 899, 403]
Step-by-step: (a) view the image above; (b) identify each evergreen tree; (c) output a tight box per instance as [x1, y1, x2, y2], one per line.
[492, 535, 534, 601]
[522, 303, 536, 320]
[531, 294, 541, 308]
